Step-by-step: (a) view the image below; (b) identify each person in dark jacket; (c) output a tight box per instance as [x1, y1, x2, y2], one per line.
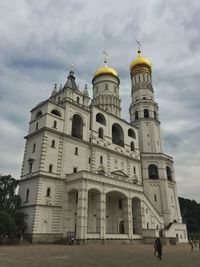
[154, 238, 158, 256]
[154, 238, 162, 260]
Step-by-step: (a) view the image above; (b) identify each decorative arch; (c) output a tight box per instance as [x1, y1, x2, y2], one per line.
[148, 164, 159, 180]
[128, 128, 136, 139]
[106, 189, 128, 199]
[51, 109, 61, 117]
[166, 166, 172, 181]
[96, 113, 106, 125]
[144, 109, 149, 118]
[71, 114, 83, 139]
[112, 123, 124, 147]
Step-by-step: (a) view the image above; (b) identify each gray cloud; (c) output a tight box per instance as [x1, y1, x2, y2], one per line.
[0, 0, 199, 201]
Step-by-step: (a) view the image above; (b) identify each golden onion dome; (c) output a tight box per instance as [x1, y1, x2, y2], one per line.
[93, 65, 118, 79]
[130, 49, 151, 71]
[93, 51, 118, 80]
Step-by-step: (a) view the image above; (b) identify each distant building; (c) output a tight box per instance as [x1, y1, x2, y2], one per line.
[19, 47, 187, 244]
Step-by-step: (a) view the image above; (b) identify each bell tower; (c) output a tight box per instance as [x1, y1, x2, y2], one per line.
[129, 43, 162, 154]
[129, 43, 182, 226]
[92, 52, 121, 117]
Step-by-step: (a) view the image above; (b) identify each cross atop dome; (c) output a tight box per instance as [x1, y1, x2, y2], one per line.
[103, 51, 108, 66]
[136, 40, 142, 55]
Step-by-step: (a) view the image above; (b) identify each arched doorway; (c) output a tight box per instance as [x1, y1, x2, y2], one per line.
[106, 191, 128, 234]
[132, 197, 142, 234]
[119, 220, 125, 234]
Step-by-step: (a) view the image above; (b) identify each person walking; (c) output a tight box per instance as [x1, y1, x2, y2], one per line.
[189, 238, 194, 251]
[154, 238, 158, 256]
[156, 238, 163, 260]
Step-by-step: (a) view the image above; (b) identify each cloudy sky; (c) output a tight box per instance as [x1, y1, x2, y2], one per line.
[0, 0, 200, 202]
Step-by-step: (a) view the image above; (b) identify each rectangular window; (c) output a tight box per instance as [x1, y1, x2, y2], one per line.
[29, 162, 33, 173]
[73, 167, 77, 173]
[51, 140, 55, 148]
[100, 156, 103, 164]
[32, 143, 36, 153]
[89, 158, 91, 164]
[53, 121, 57, 128]
[154, 194, 157, 202]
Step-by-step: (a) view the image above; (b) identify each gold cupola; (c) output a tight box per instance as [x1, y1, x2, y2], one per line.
[93, 51, 119, 80]
[130, 41, 151, 71]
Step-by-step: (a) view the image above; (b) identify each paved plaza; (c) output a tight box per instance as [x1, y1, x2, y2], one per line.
[0, 243, 199, 267]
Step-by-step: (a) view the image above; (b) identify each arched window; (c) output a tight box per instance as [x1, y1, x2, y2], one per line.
[144, 109, 149, 118]
[154, 111, 157, 120]
[166, 166, 172, 181]
[135, 111, 138, 120]
[46, 187, 51, 197]
[77, 97, 80, 103]
[26, 189, 29, 202]
[119, 221, 124, 234]
[130, 141, 135, 151]
[75, 147, 78, 155]
[36, 111, 42, 118]
[51, 109, 61, 117]
[148, 164, 159, 180]
[49, 164, 53, 173]
[128, 128, 136, 139]
[96, 113, 106, 125]
[112, 123, 124, 147]
[53, 120, 57, 128]
[98, 128, 104, 139]
[100, 156, 103, 164]
[71, 114, 83, 139]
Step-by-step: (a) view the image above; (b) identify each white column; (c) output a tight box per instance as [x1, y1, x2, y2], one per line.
[127, 197, 133, 239]
[100, 192, 106, 239]
[76, 188, 88, 240]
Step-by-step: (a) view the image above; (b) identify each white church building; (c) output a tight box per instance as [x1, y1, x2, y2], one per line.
[19, 46, 187, 244]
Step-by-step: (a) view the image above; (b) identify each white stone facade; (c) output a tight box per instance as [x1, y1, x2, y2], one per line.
[19, 55, 187, 244]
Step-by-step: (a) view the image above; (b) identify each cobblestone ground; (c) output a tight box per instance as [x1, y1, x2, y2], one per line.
[0, 243, 199, 267]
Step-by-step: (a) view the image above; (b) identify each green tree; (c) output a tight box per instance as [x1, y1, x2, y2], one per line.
[0, 174, 27, 238]
[0, 174, 21, 214]
[179, 197, 200, 237]
[0, 211, 17, 237]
